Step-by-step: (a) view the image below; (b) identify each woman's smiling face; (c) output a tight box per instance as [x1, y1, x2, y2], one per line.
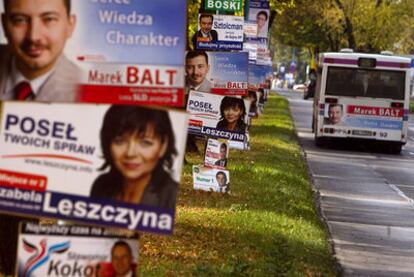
[110, 126, 167, 183]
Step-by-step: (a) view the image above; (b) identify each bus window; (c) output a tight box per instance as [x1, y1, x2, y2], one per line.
[325, 67, 405, 100]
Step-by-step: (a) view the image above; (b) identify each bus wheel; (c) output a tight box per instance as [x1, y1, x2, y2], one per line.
[390, 142, 402, 154]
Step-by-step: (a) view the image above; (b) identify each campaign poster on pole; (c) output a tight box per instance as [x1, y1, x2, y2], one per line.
[193, 165, 230, 193]
[248, 64, 267, 89]
[16, 222, 139, 277]
[205, 0, 243, 12]
[245, 0, 270, 39]
[204, 138, 229, 169]
[64, 0, 187, 107]
[194, 14, 244, 51]
[0, 102, 188, 235]
[186, 91, 250, 142]
[185, 51, 248, 95]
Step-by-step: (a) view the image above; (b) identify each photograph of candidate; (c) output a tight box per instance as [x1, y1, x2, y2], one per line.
[90, 105, 178, 210]
[214, 143, 228, 168]
[192, 13, 218, 49]
[216, 171, 229, 192]
[326, 103, 344, 125]
[185, 50, 212, 93]
[216, 96, 247, 132]
[0, 0, 79, 101]
[110, 241, 136, 277]
[256, 10, 268, 38]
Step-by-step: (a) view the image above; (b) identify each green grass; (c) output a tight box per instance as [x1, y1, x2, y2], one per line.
[410, 100, 414, 113]
[139, 94, 338, 276]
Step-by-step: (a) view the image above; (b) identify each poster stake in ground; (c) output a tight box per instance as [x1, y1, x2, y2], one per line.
[0, 102, 188, 235]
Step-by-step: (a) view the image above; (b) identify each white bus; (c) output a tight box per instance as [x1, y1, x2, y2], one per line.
[312, 50, 411, 153]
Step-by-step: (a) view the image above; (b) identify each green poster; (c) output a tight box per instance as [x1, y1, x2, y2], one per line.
[204, 0, 243, 12]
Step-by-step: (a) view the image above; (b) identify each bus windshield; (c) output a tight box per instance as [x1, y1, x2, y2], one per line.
[325, 67, 405, 100]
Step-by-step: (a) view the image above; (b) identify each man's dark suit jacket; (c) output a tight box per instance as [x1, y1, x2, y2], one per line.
[191, 29, 219, 49]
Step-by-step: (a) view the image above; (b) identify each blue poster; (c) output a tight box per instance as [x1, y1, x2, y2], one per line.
[68, 0, 186, 66]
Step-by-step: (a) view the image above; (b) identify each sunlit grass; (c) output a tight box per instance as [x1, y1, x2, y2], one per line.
[139, 94, 338, 276]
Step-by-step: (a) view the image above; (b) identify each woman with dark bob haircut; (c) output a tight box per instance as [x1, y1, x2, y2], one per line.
[216, 96, 247, 132]
[90, 105, 178, 209]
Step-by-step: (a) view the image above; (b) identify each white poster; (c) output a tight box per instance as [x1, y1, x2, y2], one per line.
[16, 222, 139, 277]
[0, 102, 188, 234]
[193, 165, 230, 193]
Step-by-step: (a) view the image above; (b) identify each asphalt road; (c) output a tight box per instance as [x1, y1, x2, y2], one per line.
[278, 89, 414, 276]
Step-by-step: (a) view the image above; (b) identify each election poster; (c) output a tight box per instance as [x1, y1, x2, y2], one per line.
[243, 42, 258, 64]
[204, 138, 229, 169]
[205, 0, 243, 12]
[244, 22, 258, 38]
[0, 102, 188, 235]
[193, 165, 230, 193]
[194, 14, 244, 51]
[245, 0, 270, 39]
[65, 0, 187, 107]
[185, 51, 248, 95]
[16, 222, 139, 277]
[248, 64, 266, 89]
[208, 52, 249, 95]
[186, 91, 251, 142]
[322, 102, 405, 141]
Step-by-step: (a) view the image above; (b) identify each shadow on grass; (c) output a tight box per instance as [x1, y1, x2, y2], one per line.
[141, 221, 336, 277]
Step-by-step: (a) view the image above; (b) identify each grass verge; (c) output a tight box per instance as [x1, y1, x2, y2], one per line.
[140, 93, 338, 276]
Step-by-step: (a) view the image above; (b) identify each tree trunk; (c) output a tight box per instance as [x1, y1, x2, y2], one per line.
[334, 0, 356, 49]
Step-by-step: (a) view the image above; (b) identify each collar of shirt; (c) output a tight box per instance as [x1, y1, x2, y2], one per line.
[5, 59, 55, 98]
[200, 31, 212, 39]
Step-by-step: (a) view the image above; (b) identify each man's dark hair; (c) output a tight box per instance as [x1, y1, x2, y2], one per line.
[199, 14, 214, 23]
[329, 103, 343, 111]
[111, 240, 132, 256]
[257, 10, 268, 20]
[4, 0, 71, 15]
[186, 50, 209, 65]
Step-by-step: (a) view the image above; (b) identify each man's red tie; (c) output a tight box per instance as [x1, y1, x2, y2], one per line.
[14, 81, 34, 100]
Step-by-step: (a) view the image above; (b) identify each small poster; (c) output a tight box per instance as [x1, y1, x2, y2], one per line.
[16, 222, 139, 277]
[245, 0, 270, 39]
[186, 91, 250, 142]
[193, 165, 230, 193]
[204, 138, 229, 169]
[193, 14, 244, 51]
[244, 22, 258, 38]
[0, 102, 188, 235]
